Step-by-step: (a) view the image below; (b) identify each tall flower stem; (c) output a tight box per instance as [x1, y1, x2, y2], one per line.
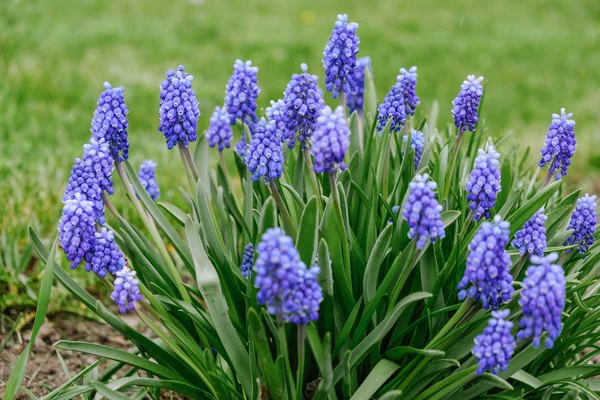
[541, 169, 553, 189]
[115, 161, 190, 302]
[278, 324, 295, 399]
[295, 325, 306, 400]
[303, 149, 323, 216]
[442, 128, 464, 201]
[269, 180, 297, 238]
[102, 193, 122, 220]
[512, 254, 528, 279]
[357, 113, 365, 154]
[329, 172, 352, 287]
[219, 151, 234, 191]
[387, 248, 423, 314]
[339, 92, 347, 119]
[525, 166, 542, 198]
[178, 142, 199, 188]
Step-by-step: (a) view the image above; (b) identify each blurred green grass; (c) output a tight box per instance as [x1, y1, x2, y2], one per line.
[1, 0, 600, 244]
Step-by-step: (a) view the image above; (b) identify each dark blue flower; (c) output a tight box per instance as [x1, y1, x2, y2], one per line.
[452, 75, 484, 132]
[311, 106, 350, 174]
[241, 243, 254, 279]
[207, 106, 233, 152]
[91, 82, 129, 161]
[138, 160, 160, 201]
[512, 209, 547, 256]
[347, 56, 371, 115]
[397, 67, 420, 116]
[403, 130, 425, 170]
[458, 216, 513, 310]
[402, 174, 445, 249]
[86, 228, 126, 278]
[58, 193, 97, 270]
[158, 65, 201, 150]
[517, 253, 565, 348]
[472, 309, 516, 375]
[244, 118, 284, 183]
[235, 137, 247, 159]
[377, 80, 407, 133]
[322, 14, 360, 98]
[111, 266, 143, 314]
[254, 228, 323, 324]
[538, 109, 576, 181]
[224, 60, 260, 125]
[283, 63, 325, 149]
[564, 194, 597, 254]
[465, 145, 501, 221]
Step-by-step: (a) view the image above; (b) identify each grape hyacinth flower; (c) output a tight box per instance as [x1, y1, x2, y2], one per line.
[512, 209, 548, 256]
[465, 145, 501, 221]
[564, 194, 597, 254]
[235, 137, 247, 158]
[402, 174, 445, 249]
[207, 106, 233, 152]
[58, 193, 97, 270]
[138, 160, 160, 201]
[517, 253, 565, 348]
[111, 266, 143, 314]
[458, 216, 513, 310]
[389, 205, 400, 223]
[244, 118, 284, 183]
[322, 14, 360, 99]
[403, 130, 425, 170]
[91, 82, 130, 161]
[397, 67, 420, 116]
[377, 80, 407, 133]
[266, 99, 290, 143]
[472, 310, 516, 375]
[158, 65, 201, 150]
[86, 228, 126, 278]
[347, 56, 371, 115]
[311, 106, 350, 174]
[452, 75, 484, 132]
[241, 243, 254, 279]
[538, 109, 576, 181]
[254, 228, 323, 324]
[82, 138, 114, 195]
[283, 64, 324, 149]
[224, 60, 260, 125]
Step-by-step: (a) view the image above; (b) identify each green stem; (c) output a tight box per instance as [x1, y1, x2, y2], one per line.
[329, 172, 352, 292]
[178, 143, 198, 189]
[278, 324, 295, 399]
[541, 169, 552, 189]
[381, 137, 392, 199]
[339, 92, 347, 119]
[115, 161, 190, 302]
[102, 193, 122, 220]
[442, 128, 464, 201]
[295, 325, 306, 400]
[269, 180, 297, 238]
[512, 254, 528, 279]
[178, 142, 200, 182]
[387, 248, 423, 314]
[303, 148, 323, 216]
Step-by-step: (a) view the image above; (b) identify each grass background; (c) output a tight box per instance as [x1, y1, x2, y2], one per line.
[2, 0, 600, 246]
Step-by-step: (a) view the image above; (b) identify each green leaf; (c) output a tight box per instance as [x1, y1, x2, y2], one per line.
[441, 210, 461, 228]
[379, 390, 403, 400]
[363, 223, 393, 304]
[5, 234, 57, 399]
[103, 377, 211, 400]
[185, 217, 252, 396]
[363, 66, 377, 127]
[478, 373, 513, 390]
[259, 196, 277, 234]
[507, 179, 561, 235]
[511, 369, 543, 389]
[44, 359, 104, 400]
[158, 202, 187, 227]
[317, 239, 334, 297]
[384, 346, 445, 361]
[91, 382, 133, 400]
[296, 196, 319, 267]
[350, 359, 400, 400]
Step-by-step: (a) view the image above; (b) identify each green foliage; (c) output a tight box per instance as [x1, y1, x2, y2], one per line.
[15, 74, 600, 400]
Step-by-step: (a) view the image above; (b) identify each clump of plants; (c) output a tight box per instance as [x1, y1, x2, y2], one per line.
[7, 13, 600, 400]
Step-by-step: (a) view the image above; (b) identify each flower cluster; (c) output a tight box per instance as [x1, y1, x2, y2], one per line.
[235, 137, 247, 159]
[158, 66, 201, 150]
[458, 216, 513, 310]
[347, 56, 371, 115]
[206, 106, 233, 152]
[254, 228, 323, 324]
[86, 228, 126, 278]
[452, 75, 484, 132]
[283, 64, 324, 149]
[322, 14, 360, 98]
[403, 130, 425, 170]
[311, 106, 350, 174]
[377, 80, 407, 133]
[224, 60, 260, 125]
[111, 267, 143, 314]
[397, 67, 420, 116]
[512, 209, 547, 256]
[241, 243, 254, 279]
[517, 253, 565, 348]
[538, 109, 576, 181]
[91, 82, 130, 161]
[138, 160, 160, 201]
[244, 118, 284, 183]
[266, 99, 290, 143]
[465, 145, 501, 221]
[58, 194, 97, 270]
[564, 194, 597, 254]
[472, 310, 516, 375]
[402, 174, 445, 249]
